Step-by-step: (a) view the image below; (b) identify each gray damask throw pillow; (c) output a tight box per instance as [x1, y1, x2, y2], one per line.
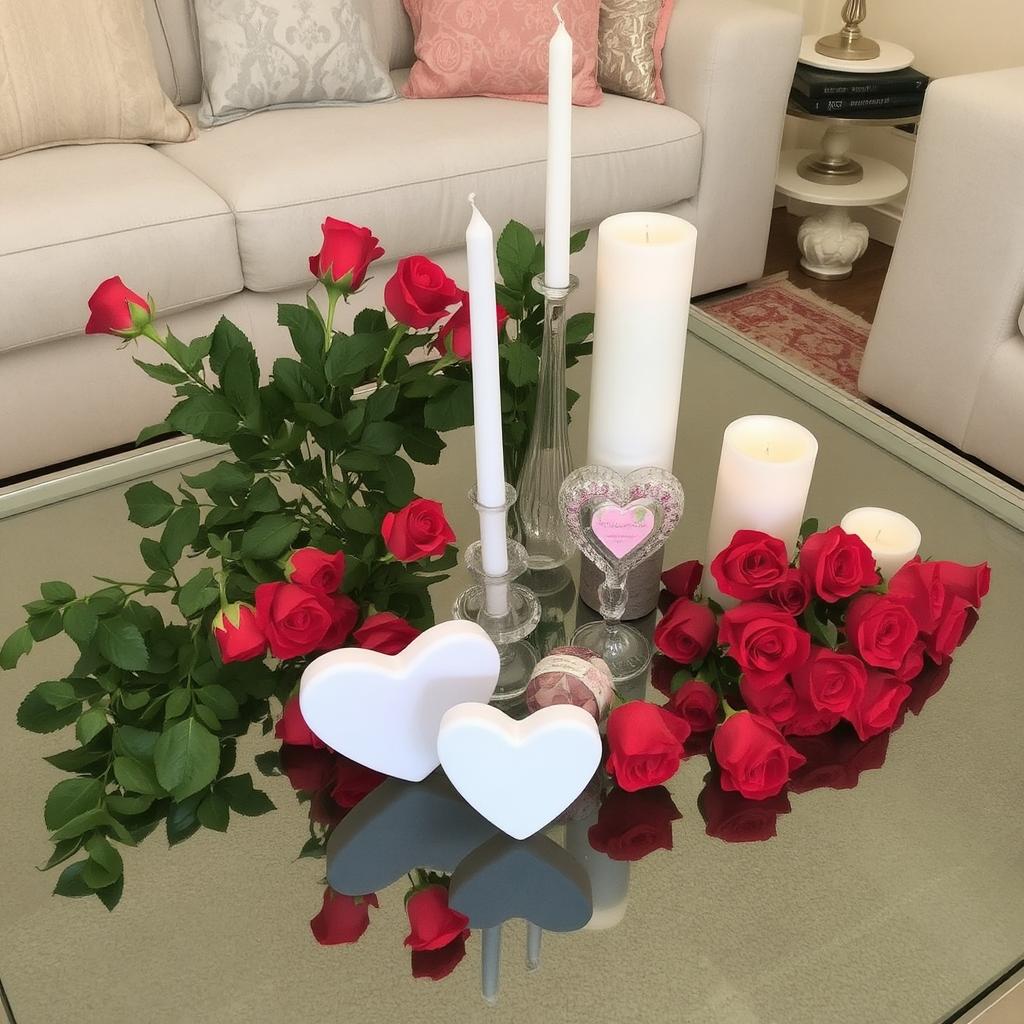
[194, 0, 396, 127]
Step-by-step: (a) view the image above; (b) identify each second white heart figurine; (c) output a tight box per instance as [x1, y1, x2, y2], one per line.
[438, 704, 603, 841]
[299, 620, 500, 782]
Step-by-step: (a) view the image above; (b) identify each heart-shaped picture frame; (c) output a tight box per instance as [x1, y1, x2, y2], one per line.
[559, 466, 684, 577]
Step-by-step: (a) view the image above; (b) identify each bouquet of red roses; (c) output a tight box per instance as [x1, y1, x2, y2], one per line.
[601, 522, 990, 803]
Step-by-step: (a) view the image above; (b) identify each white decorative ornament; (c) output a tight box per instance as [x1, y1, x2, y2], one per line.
[797, 208, 869, 280]
[437, 703, 603, 841]
[299, 621, 500, 782]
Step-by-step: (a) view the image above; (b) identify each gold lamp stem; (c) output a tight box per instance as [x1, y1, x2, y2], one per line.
[815, 0, 881, 61]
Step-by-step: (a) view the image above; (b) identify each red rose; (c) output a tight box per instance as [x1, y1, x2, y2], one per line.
[587, 786, 682, 861]
[650, 655, 686, 698]
[85, 276, 150, 337]
[279, 744, 336, 791]
[664, 679, 720, 732]
[411, 934, 469, 981]
[790, 647, 867, 716]
[274, 695, 325, 748]
[934, 560, 990, 608]
[319, 593, 360, 650]
[308, 218, 384, 294]
[845, 594, 918, 670]
[718, 602, 811, 686]
[332, 756, 386, 808]
[888, 558, 945, 632]
[605, 701, 691, 792]
[653, 597, 717, 666]
[698, 774, 792, 843]
[310, 888, 379, 945]
[849, 669, 911, 741]
[285, 547, 346, 594]
[353, 611, 421, 655]
[799, 526, 878, 602]
[739, 675, 797, 727]
[893, 639, 926, 683]
[212, 602, 266, 663]
[768, 568, 812, 616]
[661, 559, 703, 600]
[925, 593, 972, 663]
[712, 711, 806, 800]
[255, 582, 334, 659]
[404, 885, 470, 951]
[780, 694, 841, 737]
[710, 530, 790, 601]
[788, 729, 890, 793]
[433, 289, 508, 361]
[381, 498, 456, 562]
[384, 255, 461, 329]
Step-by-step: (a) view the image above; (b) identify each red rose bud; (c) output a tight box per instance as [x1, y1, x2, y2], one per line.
[274, 695, 325, 748]
[712, 711, 806, 801]
[739, 675, 797, 728]
[433, 289, 508, 360]
[848, 669, 912, 741]
[698, 773, 792, 842]
[933, 560, 991, 609]
[661, 559, 704, 600]
[85, 276, 152, 338]
[381, 498, 456, 562]
[790, 647, 867, 717]
[212, 602, 266, 663]
[255, 582, 335, 659]
[284, 547, 346, 594]
[384, 255, 461, 329]
[664, 679, 720, 732]
[718, 602, 811, 686]
[887, 558, 945, 632]
[768, 568, 812, 616]
[844, 594, 918, 670]
[308, 218, 384, 295]
[587, 785, 682, 861]
[799, 526, 879, 602]
[403, 885, 470, 951]
[310, 889, 379, 945]
[353, 611, 421, 655]
[332, 756, 386, 808]
[653, 597, 717, 666]
[605, 701, 691, 792]
[319, 593, 360, 651]
[411, 933, 469, 981]
[710, 530, 790, 601]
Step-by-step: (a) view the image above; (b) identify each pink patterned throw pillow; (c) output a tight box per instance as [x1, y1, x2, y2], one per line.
[402, 0, 603, 107]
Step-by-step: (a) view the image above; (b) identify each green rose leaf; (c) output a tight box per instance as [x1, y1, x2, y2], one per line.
[402, 427, 445, 466]
[164, 689, 191, 721]
[183, 461, 254, 496]
[85, 834, 123, 883]
[496, 220, 537, 291]
[1, 624, 34, 670]
[106, 793, 154, 816]
[502, 341, 540, 387]
[154, 717, 221, 801]
[95, 617, 149, 672]
[62, 603, 99, 646]
[132, 358, 189, 385]
[96, 874, 124, 911]
[366, 455, 416, 508]
[53, 860, 93, 898]
[177, 569, 219, 618]
[124, 481, 175, 527]
[161, 503, 201, 566]
[325, 331, 389, 385]
[217, 773, 275, 816]
[17, 686, 81, 733]
[240, 514, 301, 560]
[113, 755, 163, 796]
[196, 685, 239, 720]
[112, 725, 159, 763]
[41, 581, 76, 604]
[44, 777, 104, 831]
[166, 794, 202, 847]
[209, 316, 258, 377]
[359, 421, 404, 456]
[197, 792, 230, 832]
[76, 707, 109, 745]
[44, 747, 107, 773]
[167, 393, 240, 444]
[423, 380, 474, 431]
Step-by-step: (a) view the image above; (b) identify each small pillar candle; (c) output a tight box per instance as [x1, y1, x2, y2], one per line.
[840, 506, 921, 580]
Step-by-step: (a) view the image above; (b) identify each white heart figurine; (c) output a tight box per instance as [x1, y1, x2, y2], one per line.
[299, 621, 500, 782]
[437, 704, 602, 841]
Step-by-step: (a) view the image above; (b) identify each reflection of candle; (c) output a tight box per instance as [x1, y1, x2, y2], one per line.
[544, 4, 572, 289]
[586, 212, 697, 474]
[526, 922, 542, 971]
[841, 507, 921, 581]
[482, 925, 502, 1004]
[704, 416, 819, 607]
[564, 818, 629, 930]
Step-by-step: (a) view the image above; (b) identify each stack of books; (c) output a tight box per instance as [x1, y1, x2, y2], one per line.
[791, 65, 929, 118]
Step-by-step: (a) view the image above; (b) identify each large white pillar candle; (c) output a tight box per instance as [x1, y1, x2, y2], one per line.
[841, 506, 921, 581]
[544, 4, 573, 289]
[704, 416, 819, 606]
[586, 212, 697, 473]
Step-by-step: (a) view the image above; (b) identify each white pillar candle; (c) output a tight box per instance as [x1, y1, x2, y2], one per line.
[586, 212, 697, 473]
[544, 4, 573, 289]
[704, 416, 819, 607]
[841, 506, 921, 581]
[466, 196, 510, 616]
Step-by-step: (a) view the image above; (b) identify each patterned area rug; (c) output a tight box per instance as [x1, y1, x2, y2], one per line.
[699, 276, 870, 396]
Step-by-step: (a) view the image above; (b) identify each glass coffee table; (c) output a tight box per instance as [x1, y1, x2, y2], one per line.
[1, 312, 1021, 1024]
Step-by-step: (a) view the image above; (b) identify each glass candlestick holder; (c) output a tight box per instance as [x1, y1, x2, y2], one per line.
[514, 274, 579, 571]
[453, 485, 542, 703]
[570, 574, 653, 684]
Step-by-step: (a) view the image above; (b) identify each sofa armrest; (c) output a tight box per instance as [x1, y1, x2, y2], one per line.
[662, 0, 801, 294]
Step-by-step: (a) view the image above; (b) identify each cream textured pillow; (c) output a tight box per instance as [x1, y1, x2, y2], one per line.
[598, 0, 674, 104]
[194, 0, 397, 128]
[0, 0, 195, 160]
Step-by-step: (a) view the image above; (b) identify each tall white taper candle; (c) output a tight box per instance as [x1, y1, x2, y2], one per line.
[544, 4, 573, 288]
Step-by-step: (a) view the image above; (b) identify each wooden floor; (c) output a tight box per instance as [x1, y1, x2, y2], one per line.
[763, 207, 893, 323]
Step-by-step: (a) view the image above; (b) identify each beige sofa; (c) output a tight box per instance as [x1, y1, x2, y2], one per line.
[0, 0, 801, 481]
[859, 67, 1024, 484]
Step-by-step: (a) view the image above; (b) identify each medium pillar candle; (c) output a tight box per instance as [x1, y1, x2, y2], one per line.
[704, 416, 819, 607]
[841, 506, 921, 580]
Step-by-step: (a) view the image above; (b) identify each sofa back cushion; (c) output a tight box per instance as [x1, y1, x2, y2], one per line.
[369, 0, 415, 69]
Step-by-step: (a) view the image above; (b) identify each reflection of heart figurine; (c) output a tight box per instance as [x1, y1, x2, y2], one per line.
[560, 466, 684, 576]
[437, 704, 602, 840]
[299, 621, 500, 782]
[449, 833, 593, 931]
[326, 772, 498, 895]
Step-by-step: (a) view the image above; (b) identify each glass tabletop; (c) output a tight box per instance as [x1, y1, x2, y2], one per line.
[2, 315, 1022, 1024]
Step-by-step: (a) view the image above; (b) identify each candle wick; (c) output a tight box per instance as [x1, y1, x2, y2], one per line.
[468, 192, 477, 211]
[646, 225, 650, 243]
[875, 528, 883, 542]
[552, 1, 563, 25]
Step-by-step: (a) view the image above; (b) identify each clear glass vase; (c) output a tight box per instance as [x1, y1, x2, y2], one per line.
[514, 274, 578, 570]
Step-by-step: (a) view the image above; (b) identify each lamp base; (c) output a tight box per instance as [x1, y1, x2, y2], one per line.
[814, 31, 880, 61]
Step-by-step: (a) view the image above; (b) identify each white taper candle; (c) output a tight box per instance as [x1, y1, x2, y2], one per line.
[544, 4, 573, 288]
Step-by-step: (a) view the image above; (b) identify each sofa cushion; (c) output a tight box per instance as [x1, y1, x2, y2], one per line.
[159, 74, 701, 293]
[0, 144, 242, 353]
[368, 0, 415, 70]
[144, 0, 204, 105]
